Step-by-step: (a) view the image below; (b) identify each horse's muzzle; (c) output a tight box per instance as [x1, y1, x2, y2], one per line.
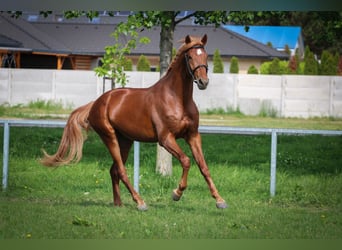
[195, 78, 209, 90]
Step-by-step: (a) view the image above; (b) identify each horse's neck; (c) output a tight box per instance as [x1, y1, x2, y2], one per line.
[162, 58, 194, 104]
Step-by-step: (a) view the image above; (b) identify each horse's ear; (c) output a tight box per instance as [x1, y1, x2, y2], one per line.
[201, 34, 208, 46]
[185, 35, 191, 44]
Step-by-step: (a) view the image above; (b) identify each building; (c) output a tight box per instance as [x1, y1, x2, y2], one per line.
[0, 12, 289, 73]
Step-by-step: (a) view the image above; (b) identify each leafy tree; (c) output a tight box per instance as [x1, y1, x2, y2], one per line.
[213, 49, 224, 73]
[137, 55, 151, 71]
[247, 65, 258, 74]
[242, 11, 342, 56]
[229, 56, 239, 73]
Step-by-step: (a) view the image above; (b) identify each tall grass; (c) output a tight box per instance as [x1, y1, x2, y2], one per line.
[0, 99, 73, 119]
[0, 127, 341, 239]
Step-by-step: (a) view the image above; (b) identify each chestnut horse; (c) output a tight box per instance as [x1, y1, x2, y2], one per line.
[41, 34, 227, 210]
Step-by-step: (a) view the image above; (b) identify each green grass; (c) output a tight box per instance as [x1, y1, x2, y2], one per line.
[0, 126, 341, 239]
[0, 100, 73, 119]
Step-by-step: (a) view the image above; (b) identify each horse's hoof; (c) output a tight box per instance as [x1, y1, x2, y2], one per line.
[216, 201, 228, 209]
[137, 203, 148, 211]
[172, 189, 181, 201]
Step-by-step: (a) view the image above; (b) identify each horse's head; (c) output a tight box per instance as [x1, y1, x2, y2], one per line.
[184, 34, 209, 90]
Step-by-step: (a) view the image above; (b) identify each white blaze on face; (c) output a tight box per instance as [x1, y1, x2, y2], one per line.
[196, 49, 202, 56]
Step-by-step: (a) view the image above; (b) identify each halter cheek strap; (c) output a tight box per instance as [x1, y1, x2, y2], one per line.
[185, 45, 208, 80]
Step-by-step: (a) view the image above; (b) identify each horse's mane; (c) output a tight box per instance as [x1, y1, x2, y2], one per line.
[166, 36, 205, 74]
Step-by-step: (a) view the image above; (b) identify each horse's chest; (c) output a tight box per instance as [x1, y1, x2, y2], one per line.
[167, 114, 194, 135]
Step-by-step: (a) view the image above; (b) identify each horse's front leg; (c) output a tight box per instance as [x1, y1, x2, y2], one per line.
[187, 132, 228, 209]
[160, 133, 191, 201]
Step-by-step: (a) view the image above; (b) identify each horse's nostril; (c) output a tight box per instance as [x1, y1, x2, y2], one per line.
[196, 78, 209, 90]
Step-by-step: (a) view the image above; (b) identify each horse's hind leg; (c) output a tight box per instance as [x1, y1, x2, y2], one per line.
[110, 135, 133, 207]
[97, 128, 147, 211]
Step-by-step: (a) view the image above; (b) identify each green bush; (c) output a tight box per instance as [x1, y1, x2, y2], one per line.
[260, 59, 289, 75]
[123, 58, 133, 71]
[304, 46, 318, 75]
[247, 65, 258, 74]
[229, 56, 239, 73]
[319, 50, 337, 75]
[269, 58, 281, 75]
[137, 55, 151, 71]
[213, 49, 224, 73]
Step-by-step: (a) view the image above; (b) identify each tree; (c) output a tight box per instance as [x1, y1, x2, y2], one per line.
[229, 56, 239, 73]
[241, 11, 342, 56]
[213, 49, 224, 73]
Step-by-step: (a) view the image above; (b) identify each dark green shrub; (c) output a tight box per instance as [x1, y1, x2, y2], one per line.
[213, 49, 224, 73]
[123, 58, 133, 71]
[229, 56, 239, 73]
[137, 55, 151, 71]
[247, 65, 258, 74]
[319, 50, 337, 75]
[269, 58, 281, 75]
[304, 46, 318, 75]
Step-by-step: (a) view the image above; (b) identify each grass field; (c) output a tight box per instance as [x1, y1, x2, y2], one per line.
[1, 101, 342, 239]
[0, 119, 341, 239]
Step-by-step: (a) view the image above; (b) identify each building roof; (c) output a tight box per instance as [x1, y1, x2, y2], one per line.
[0, 34, 23, 48]
[0, 12, 288, 60]
[223, 25, 302, 50]
[0, 13, 70, 53]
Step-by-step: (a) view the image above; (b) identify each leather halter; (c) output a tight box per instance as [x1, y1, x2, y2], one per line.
[184, 45, 208, 81]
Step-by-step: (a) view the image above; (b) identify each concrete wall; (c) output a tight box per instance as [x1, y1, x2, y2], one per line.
[1, 68, 341, 118]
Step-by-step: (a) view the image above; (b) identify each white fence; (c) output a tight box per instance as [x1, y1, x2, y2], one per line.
[1, 69, 342, 118]
[1, 119, 342, 196]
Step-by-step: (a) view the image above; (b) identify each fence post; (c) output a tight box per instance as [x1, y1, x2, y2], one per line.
[2, 121, 10, 190]
[133, 141, 140, 193]
[270, 130, 277, 196]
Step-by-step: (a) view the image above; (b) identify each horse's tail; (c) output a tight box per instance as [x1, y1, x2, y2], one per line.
[41, 101, 95, 167]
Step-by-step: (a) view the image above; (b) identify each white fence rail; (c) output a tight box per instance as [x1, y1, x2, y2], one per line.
[1, 119, 342, 197]
[1, 69, 342, 118]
